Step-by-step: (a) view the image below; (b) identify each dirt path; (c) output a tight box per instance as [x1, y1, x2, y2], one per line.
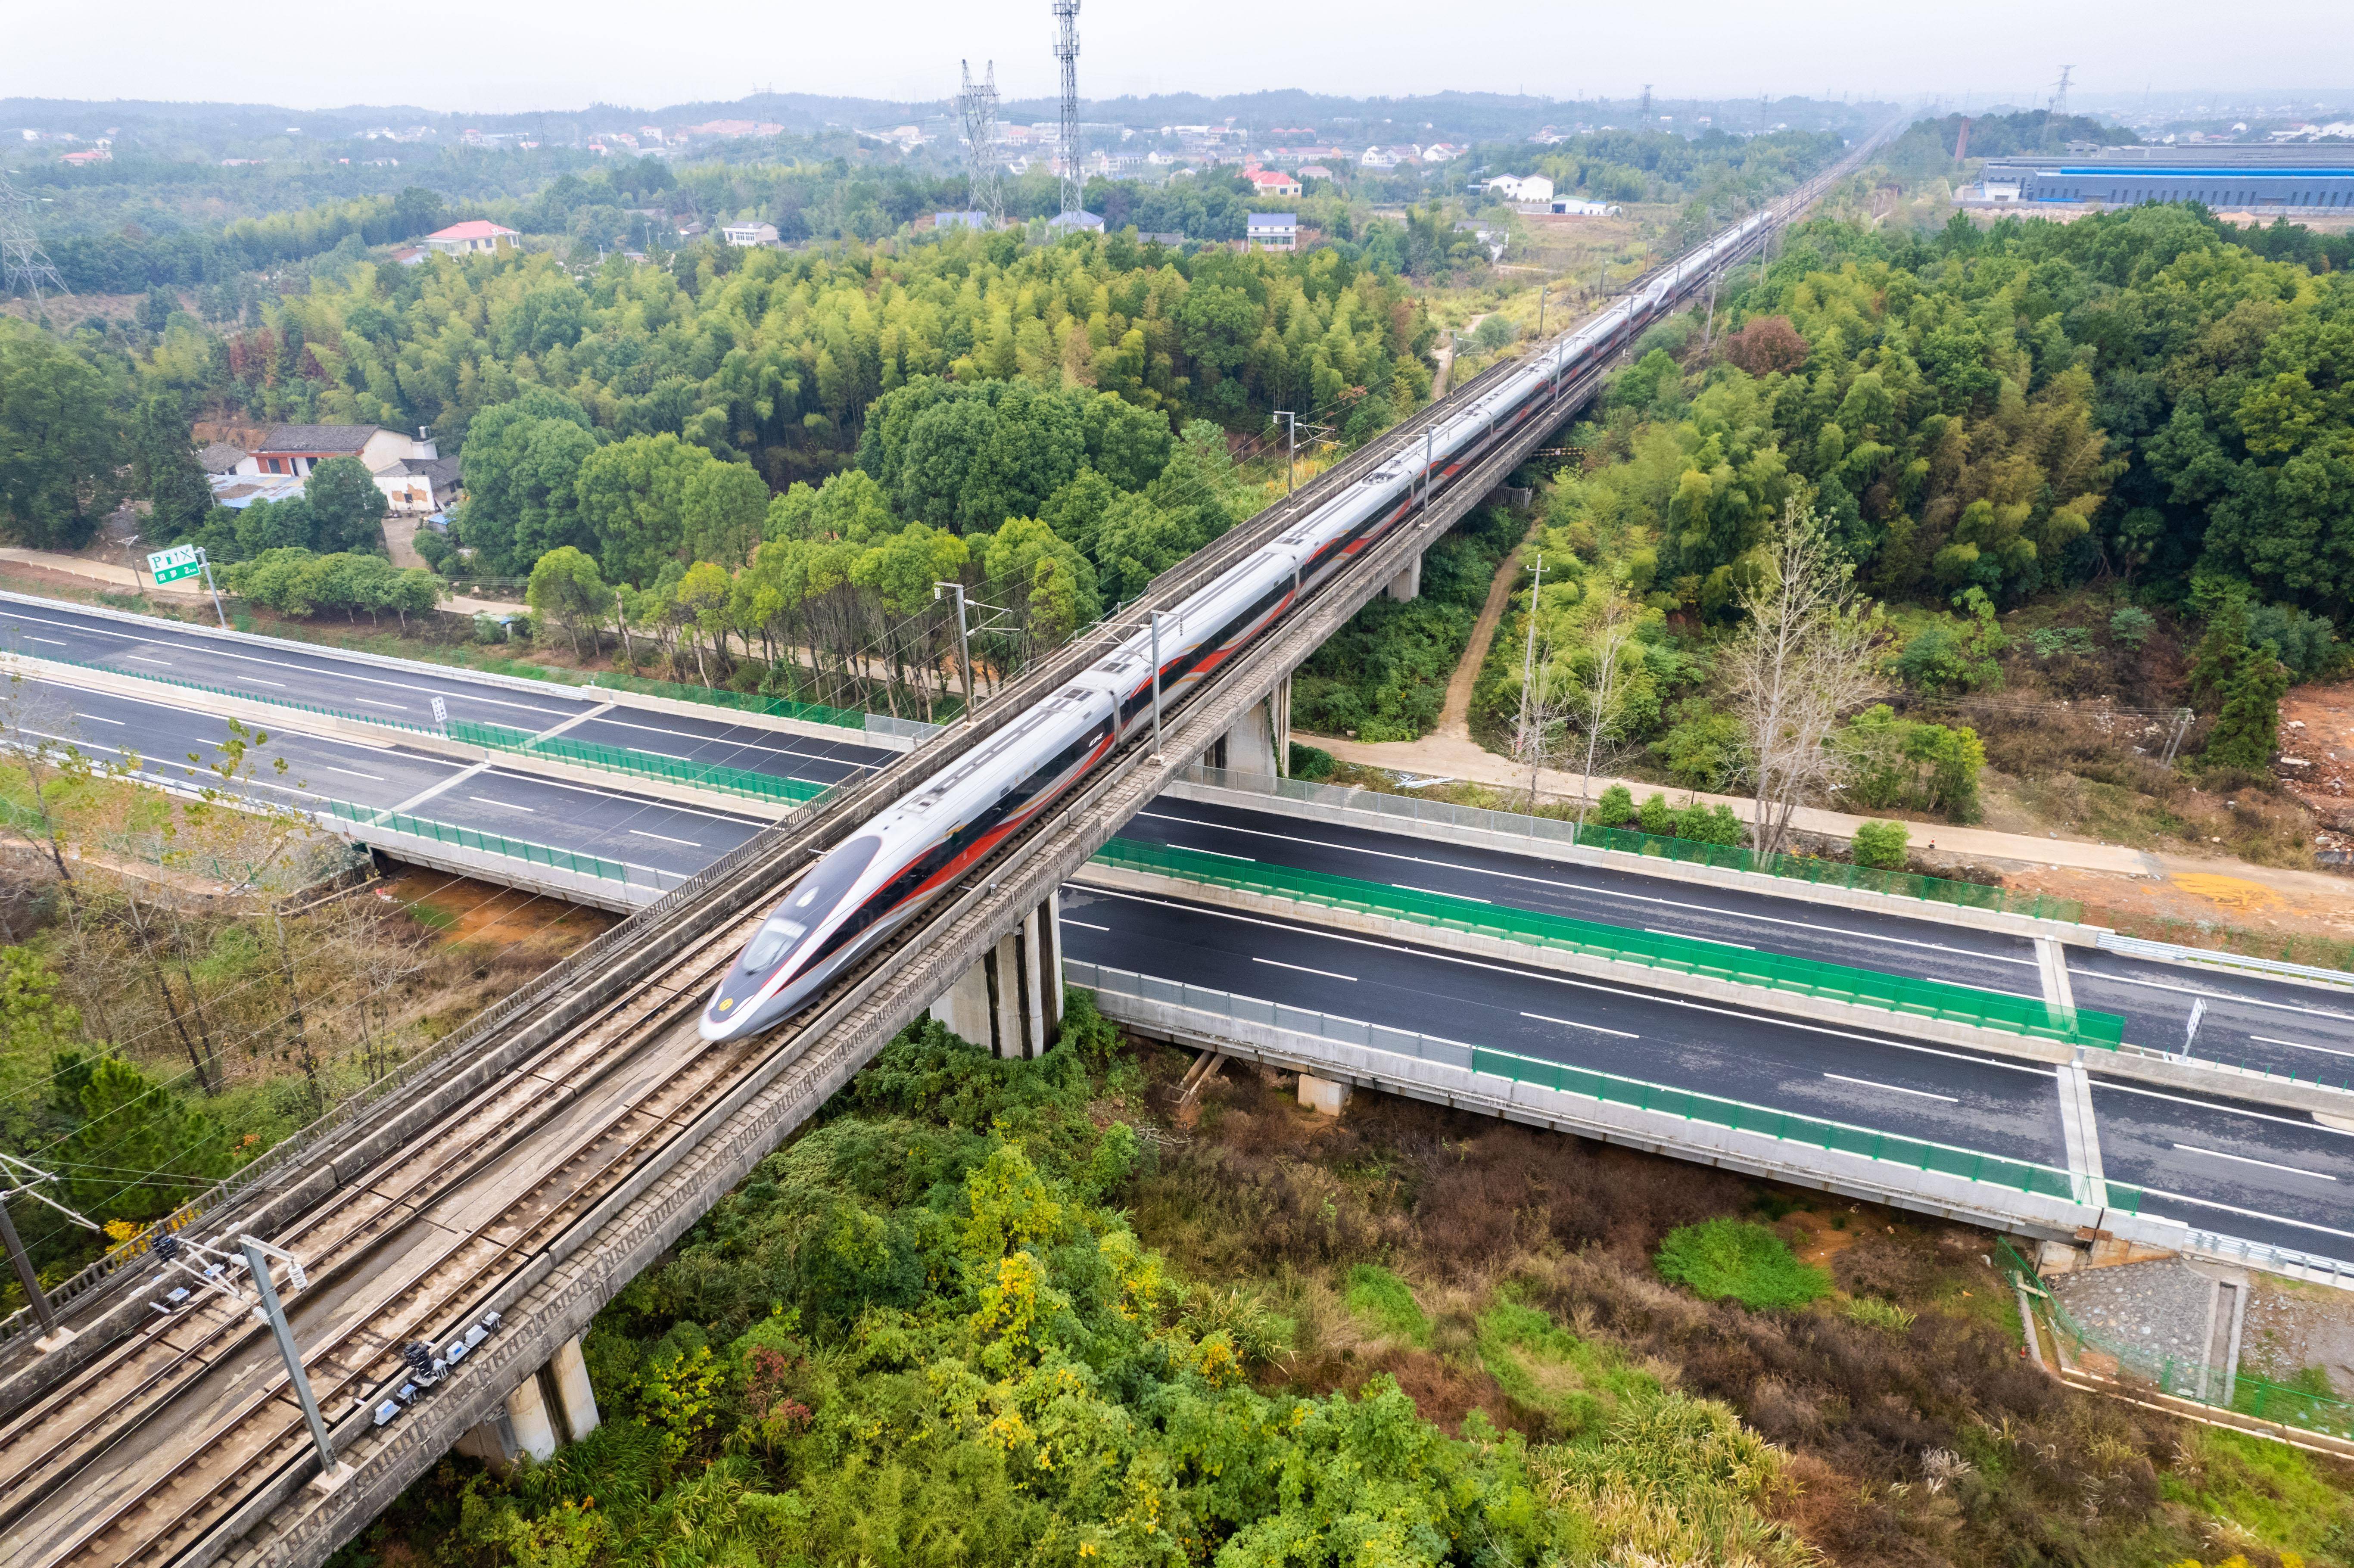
[1435, 520, 1539, 739]
[1430, 312, 1488, 399]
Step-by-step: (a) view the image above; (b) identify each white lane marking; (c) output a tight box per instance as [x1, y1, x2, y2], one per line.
[584, 712, 882, 765]
[2251, 1033, 2354, 1063]
[629, 747, 692, 760]
[1520, 1010, 1639, 1039]
[25, 637, 64, 645]
[323, 766, 384, 781]
[1063, 918, 1111, 931]
[2175, 1144, 2338, 1181]
[1187, 846, 1253, 861]
[74, 713, 123, 725]
[2078, 966, 2354, 1026]
[2089, 1078, 2354, 1138]
[1079, 886, 2056, 1079]
[1396, 885, 1486, 902]
[126, 656, 171, 667]
[1253, 955, 1355, 982]
[476, 768, 766, 823]
[2125, 1182, 2354, 1244]
[238, 676, 286, 687]
[351, 698, 407, 710]
[629, 828, 701, 847]
[1824, 1072, 1957, 1103]
[0, 606, 581, 717]
[1135, 807, 2042, 975]
[468, 795, 533, 811]
[1647, 927, 1755, 949]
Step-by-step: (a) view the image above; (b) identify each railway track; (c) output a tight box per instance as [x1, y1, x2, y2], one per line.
[0, 131, 1902, 1567]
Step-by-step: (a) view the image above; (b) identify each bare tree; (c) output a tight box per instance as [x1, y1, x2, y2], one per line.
[1570, 597, 1639, 829]
[1722, 500, 1884, 858]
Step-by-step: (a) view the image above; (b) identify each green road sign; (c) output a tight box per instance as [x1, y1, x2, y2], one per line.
[147, 544, 201, 585]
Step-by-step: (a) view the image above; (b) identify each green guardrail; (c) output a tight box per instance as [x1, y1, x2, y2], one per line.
[317, 796, 631, 883]
[448, 719, 825, 807]
[1475, 1041, 2106, 1207]
[2001, 1239, 2354, 1438]
[1572, 821, 2086, 926]
[1093, 836, 2125, 1051]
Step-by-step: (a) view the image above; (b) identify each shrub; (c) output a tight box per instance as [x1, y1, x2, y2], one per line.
[1287, 742, 1336, 781]
[1637, 791, 1674, 836]
[1653, 1218, 1830, 1310]
[1592, 783, 1635, 826]
[1844, 1296, 1918, 1333]
[2108, 604, 2156, 649]
[1853, 819, 1910, 869]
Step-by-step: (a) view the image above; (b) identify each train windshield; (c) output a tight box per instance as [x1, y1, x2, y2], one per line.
[741, 918, 807, 972]
[741, 835, 882, 974]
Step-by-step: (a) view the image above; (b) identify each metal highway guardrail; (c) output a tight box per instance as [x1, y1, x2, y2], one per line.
[446, 718, 826, 806]
[2098, 931, 2354, 992]
[1090, 835, 2126, 1050]
[1068, 958, 2114, 1209]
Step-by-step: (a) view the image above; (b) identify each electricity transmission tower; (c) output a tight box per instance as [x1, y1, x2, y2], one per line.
[1639, 84, 1653, 121]
[0, 175, 68, 308]
[1053, 0, 1082, 215]
[959, 59, 1003, 225]
[2052, 65, 2074, 116]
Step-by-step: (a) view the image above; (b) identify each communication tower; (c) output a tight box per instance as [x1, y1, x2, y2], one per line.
[959, 59, 1004, 225]
[0, 176, 68, 308]
[1053, 0, 1082, 215]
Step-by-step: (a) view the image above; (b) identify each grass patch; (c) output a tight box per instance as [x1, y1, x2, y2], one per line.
[1343, 1263, 1429, 1346]
[1842, 1296, 1917, 1334]
[1654, 1219, 1831, 1311]
[1476, 1297, 1657, 1438]
[2159, 1424, 2354, 1557]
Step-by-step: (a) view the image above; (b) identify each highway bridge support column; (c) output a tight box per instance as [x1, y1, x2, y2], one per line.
[930, 892, 1063, 1060]
[1206, 674, 1291, 779]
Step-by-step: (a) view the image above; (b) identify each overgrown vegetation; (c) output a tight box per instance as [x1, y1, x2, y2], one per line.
[1291, 504, 1523, 742]
[347, 1011, 2354, 1566]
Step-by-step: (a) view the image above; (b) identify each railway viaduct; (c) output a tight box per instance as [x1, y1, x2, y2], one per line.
[0, 134, 1897, 1568]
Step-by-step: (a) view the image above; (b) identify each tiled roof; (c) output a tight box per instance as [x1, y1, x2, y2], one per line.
[196, 442, 247, 474]
[258, 424, 383, 454]
[426, 220, 518, 241]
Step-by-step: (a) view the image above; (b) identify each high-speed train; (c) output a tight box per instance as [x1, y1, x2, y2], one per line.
[698, 207, 1779, 1042]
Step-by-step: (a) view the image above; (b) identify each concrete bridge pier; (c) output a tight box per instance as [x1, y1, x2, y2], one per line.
[1205, 674, 1291, 778]
[1384, 552, 1422, 602]
[929, 892, 1064, 1059]
[452, 1335, 601, 1474]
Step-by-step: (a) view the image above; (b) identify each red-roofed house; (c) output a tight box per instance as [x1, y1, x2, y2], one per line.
[424, 220, 519, 256]
[1243, 168, 1302, 199]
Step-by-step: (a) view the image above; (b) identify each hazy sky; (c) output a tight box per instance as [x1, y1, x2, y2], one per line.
[8, 0, 2353, 114]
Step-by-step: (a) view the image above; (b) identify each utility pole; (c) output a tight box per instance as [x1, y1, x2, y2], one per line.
[1535, 283, 1547, 341]
[1273, 410, 1298, 494]
[958, 60, 1003, 227]
[1421, 427, 1434, 513]
[1147, 611, 1168, 761]
[934, 582, 976, 723]
[1053, 0, 1083, 217]
[0, 1154, 101, 1345]
[2159, 706, 2193, 766]
[0, 175, 69, 308]
[240, 1237, 342, 1479]
[196, 546, 227, 629]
